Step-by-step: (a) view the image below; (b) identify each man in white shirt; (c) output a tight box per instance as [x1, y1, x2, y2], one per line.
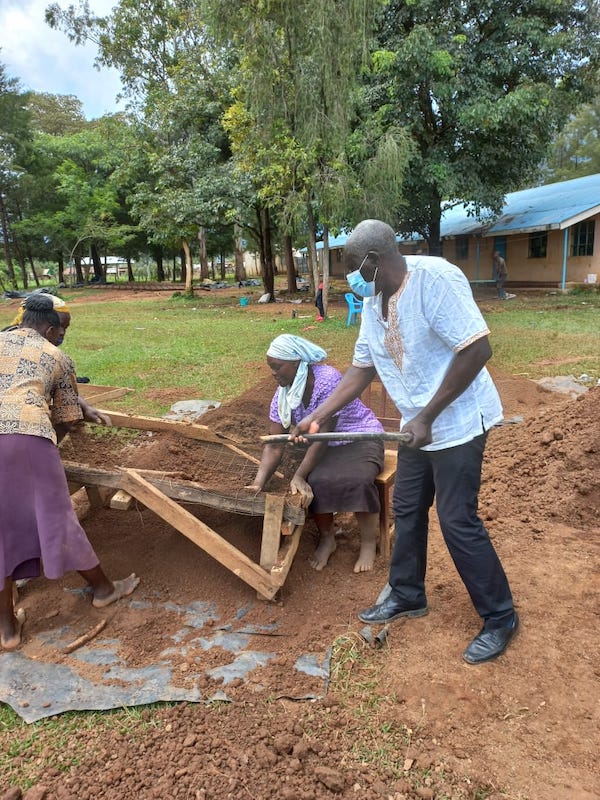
[292, 219, 518, 664]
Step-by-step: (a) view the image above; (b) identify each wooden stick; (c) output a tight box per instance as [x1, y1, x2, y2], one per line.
[63, 619, 107, 654]
[61, 461, 306, 525]
[120, 469, 279, 599]
[260, 431, 412, 444]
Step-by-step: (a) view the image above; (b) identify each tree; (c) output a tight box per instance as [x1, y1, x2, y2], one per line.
[543, 93, 600, 182]
[26, 92, 87, 136]
[210, 0, 383, 309]
[0, 63, 33, 288]
[368, 0, 600, 253]
[48, 0, 241, 296]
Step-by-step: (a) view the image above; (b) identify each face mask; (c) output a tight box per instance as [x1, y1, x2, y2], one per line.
[347, 265, 378, 298]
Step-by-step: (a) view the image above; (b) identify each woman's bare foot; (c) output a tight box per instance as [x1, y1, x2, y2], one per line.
[1, 607, 26, 651]
[92, 574, 140, 608]
[354, 512, 379, 573]
[353, 537, 377, 573]
[310, 533, 337, 571]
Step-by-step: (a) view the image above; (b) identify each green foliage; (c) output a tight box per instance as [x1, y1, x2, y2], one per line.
[543, 92, 600, 182]
[366, 0, 600, 250]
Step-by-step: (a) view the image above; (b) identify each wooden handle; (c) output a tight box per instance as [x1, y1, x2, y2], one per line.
[260, 431, 412, 444]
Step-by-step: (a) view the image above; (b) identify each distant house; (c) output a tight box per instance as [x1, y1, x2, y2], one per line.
[81, 256, 130, 277]
[310, 174, 600, 288]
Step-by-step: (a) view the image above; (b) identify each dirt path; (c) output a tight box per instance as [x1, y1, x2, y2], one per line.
[2, 372, 599, 800]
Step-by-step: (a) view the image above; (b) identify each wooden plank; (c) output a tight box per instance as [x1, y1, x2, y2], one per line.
[260, 494, 285, 570]
[71, 486, 91, 521]
[78, 383, 133, 399]
[94, 410, 224, 443]
[83, 387, 133, 403]
[94, 409, 267, 469]
[375, 449, 397, 561]
[61, 462, 305, 526]
[269, 523, 304, 589]
[85, 485, 111, 508]
[120, 469, 278, 599]
[110, 490, 134, 510]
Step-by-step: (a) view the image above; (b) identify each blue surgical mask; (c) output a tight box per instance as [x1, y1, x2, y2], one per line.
[347, 265, 378, 298]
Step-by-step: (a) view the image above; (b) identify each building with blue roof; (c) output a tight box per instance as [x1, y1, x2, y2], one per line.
[308, 174, 599, 288]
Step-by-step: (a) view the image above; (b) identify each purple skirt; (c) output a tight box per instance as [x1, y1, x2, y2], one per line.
[0, 434, 99, 590]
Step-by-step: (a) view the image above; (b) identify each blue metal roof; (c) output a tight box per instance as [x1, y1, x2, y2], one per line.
[300, 174, 600, 250]
[304, 232, 417, 252]
[441, 173, 600, 238]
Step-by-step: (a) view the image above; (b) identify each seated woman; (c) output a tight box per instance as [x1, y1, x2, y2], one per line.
[0, 294, 139, 651]
[247, 334, 384, 573]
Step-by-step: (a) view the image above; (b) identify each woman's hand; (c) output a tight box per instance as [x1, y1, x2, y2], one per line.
[79, 397, 112, 426]
[289, 475, 314, 508]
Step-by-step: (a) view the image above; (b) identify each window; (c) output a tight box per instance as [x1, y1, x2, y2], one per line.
[570, 220, 595, 257]
[455, 236, 469, 260]
[528, 232, 547, 258]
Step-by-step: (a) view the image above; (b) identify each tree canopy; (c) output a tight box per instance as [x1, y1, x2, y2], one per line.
[2, 1, 600, 290]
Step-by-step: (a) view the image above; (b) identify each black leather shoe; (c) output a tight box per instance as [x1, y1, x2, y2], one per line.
[358, 593, 428, 624]
[462, 613, 519, 664]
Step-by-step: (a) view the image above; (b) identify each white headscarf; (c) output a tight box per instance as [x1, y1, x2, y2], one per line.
[267, 334, 327, 428]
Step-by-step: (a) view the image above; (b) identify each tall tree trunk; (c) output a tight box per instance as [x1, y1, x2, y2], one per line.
[306, 200, 318, 296]
[284, 233, 296, 293]
[57, 253, 65, 285]
[90, 243, 104, 282]
[74, 255, 84, 285]
[182, 238, 194, 295]
[426, 198, 443, 256]
[321, 224, 330, 318]
[127, 257, 135, 282]
[0, 193, 17, 288]
[179, 249, 186, 283]
[27, 251, 40, 286]
[18, 255, 28, 289]
[262, 207, 275, 301]
[155, 245, 165, 282]
[198, 226, 209, 280]
[234, 222, 246, 282]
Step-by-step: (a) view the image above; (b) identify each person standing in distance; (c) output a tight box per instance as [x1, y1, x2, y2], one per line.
[291, 219, 518, 664]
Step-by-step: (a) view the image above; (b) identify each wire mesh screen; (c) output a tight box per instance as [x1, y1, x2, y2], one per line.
[60, 426, 300, 518]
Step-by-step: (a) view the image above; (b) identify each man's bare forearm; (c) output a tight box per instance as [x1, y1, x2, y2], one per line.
[305, 365, 376, 427]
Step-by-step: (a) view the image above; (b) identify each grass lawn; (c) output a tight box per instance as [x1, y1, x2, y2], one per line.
[1, 284, 598, 416]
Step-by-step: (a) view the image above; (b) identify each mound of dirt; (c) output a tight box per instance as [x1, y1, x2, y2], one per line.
[482, 386, 600, 529]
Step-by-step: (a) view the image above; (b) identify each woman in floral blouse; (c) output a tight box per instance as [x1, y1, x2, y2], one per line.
[0, 294, 139, 651]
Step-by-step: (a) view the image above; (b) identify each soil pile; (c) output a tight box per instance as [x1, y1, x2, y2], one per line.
[482, 386, 600, 529]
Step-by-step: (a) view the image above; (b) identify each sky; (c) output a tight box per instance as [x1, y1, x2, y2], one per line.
[0, 0, 125, 119]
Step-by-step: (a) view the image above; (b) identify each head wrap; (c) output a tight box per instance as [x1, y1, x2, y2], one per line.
[12, 295, 70, 327]
[266, 335, 327, 428]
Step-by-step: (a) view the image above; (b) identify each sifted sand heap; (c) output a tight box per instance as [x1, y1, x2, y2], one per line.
[482, 386, 600, 530]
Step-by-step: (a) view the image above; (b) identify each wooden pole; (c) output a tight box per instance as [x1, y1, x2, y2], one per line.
[261, 432, 412, 444]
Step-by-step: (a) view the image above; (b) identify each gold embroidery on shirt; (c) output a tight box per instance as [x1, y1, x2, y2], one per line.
[383, 273, 410, 370]
[455, 329, 490, 352]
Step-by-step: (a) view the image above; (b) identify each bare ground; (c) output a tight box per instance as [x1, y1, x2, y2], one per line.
[1, 330, 599, 799]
